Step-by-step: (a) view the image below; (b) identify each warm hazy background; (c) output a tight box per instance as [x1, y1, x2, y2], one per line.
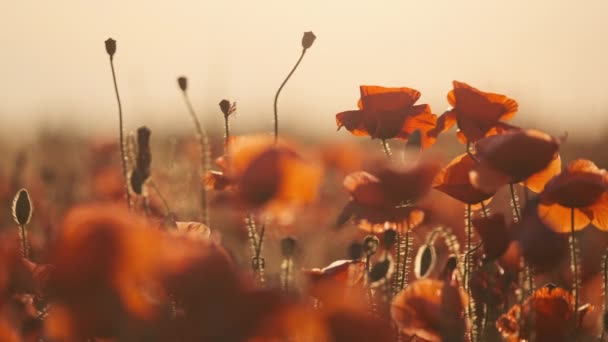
[2, 0, 608, 141]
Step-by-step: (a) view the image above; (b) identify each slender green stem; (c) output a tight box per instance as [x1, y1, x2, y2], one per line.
[108, 56, 131, 210]
[381, 139, 392, 160]
[224, 116, 231, 154]
[180, 91, 210, 226]
[273, 49, 306, 144]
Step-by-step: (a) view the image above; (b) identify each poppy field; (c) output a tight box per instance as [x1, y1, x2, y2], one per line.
[1, 31, 608, 342]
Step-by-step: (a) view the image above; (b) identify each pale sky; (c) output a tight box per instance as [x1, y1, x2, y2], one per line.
[1, 0, 607, 140]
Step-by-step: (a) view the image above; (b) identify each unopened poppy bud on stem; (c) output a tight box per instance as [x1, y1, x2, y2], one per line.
[219, 99, 236, 117]
[301, 31, 316, 50]
[105, 38, 116, 58]
[177, 76, 188, 92]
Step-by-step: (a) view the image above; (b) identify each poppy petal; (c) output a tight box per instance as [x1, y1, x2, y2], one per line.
[428, 110, 457, 139]
[399, 105, 438, 148]
[524, 153, 561, 193]
[358, 85, 420, 112]
[538, 203, 590, 233]
[336, 110, 368, 137]
[590, 192, 608, 231]
[434, 153, 494, 204]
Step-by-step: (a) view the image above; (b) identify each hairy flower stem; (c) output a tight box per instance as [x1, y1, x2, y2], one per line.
[180, 90, 210, 226]
[19, 224, 28, 259]
[464, 204, 477, 341]
[108, 54, 131, 210]
[273, 49, 307, 144]
[281, 257, 293, 294]
[509, 183, 534, 297]
[381, 139, 392, 160]
[570, 208, 579, 318]
[602, 250, 608, 341]
[224, 116, 231, 154]
[399, 229, 411, 290]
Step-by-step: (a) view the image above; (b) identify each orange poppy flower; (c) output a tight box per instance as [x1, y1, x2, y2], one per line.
[496, 285, 592, 341]
[538, 159, 608, 233]
[46, 204, 163, 339]
[433, 153, 494, 205]
[391, 278, 468, 342]
[340, 160, 440, 232]
[209, 135, 322, 220]
[429, 81, 518, 143]
[470, 129, 561, 193]
[336, 85, 437, 147]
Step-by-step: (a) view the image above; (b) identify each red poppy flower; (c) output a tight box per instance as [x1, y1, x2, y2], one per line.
[538, 159, 608, 233]
[391, 278, 468, 342]
[433, 153, 494, 205]
[496, 285, 592, 341]
[341, 160, 440, 232]
[429, 81, 518, 143]
[208, 135, 322, 220]
[470, 129, 561, 193]
[336, 85, 437, 147]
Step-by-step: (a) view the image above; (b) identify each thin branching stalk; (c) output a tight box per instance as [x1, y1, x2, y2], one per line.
[106, 41, 131, 210]
[601, 249, 608, 341]
[179, 86, 211, 226]
[273, 49, 307, 144]
[509, 183, 521, 222]
[399, 224, 412, 291]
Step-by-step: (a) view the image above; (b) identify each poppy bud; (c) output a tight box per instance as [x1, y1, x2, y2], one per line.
[219, 99, 232, 117]
[301, 31, 316, 50]
[104, 38, 116, 57]
[348, 242, 363, 260]
[12, 189, 32, 226]
[363, 235, 379, 256]
[383, 229, 397, 249]
[177, 76, 188, 92]
[414, 244, 436, 279]
[281, 236, 297, 257]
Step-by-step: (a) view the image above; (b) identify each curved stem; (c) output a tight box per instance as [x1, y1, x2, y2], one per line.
[181, 91, 210, 226]
[273, 49, 306, 144]
[19, 224, 28, 259]
[399, 227, 411, 290]
[108, 56, 131, 210]
[509, 183, 521, 223]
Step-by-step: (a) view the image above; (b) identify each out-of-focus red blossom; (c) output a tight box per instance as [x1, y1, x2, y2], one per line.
[341, 160, 440, 232]
[204, 156, 232, 191]
[162, 246, 285, 342]
[45, 203, 165, 339]
[318, 142, 364, 174]
[336, 85, 438, 147]
[538, 159, 608, 233]
[391, 278, 468, 342]
[472, 213, 510, 260]
[171, 221, 211, 241]
[253, 280, 395, 342]
[433, 153, 494, 205]
[513, 201, 569, 273]
[208, 135, 322, 221]
[92, 167, 125, 201]
[429, 81, 518, 144]
[496, 285, 593, 342]
[470, 129, 561, 193]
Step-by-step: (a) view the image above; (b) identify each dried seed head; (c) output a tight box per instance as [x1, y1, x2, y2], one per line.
[383, 229, 397, 249]
[348, 241, 363, 260]
[414, 244, 436, 279]
[302, 31, 316, 50]
[281, 236, 297, 257]
[219, 99, 236, 118]
[104, 38, 116, 58]
[177, 76, 188, 92]
[12, 189, 32, 226]
[363, 235, 379, 256]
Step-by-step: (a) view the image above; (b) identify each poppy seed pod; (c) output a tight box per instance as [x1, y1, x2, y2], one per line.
[104, 38, 116, 57]
[219, 99, 233, 117]
[383, 229, 397, 249]
[12, 188, 32, 226]
[414, 244, 436, 279]
[177, 76, 188, 92]
[301, 31, 316, 50]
